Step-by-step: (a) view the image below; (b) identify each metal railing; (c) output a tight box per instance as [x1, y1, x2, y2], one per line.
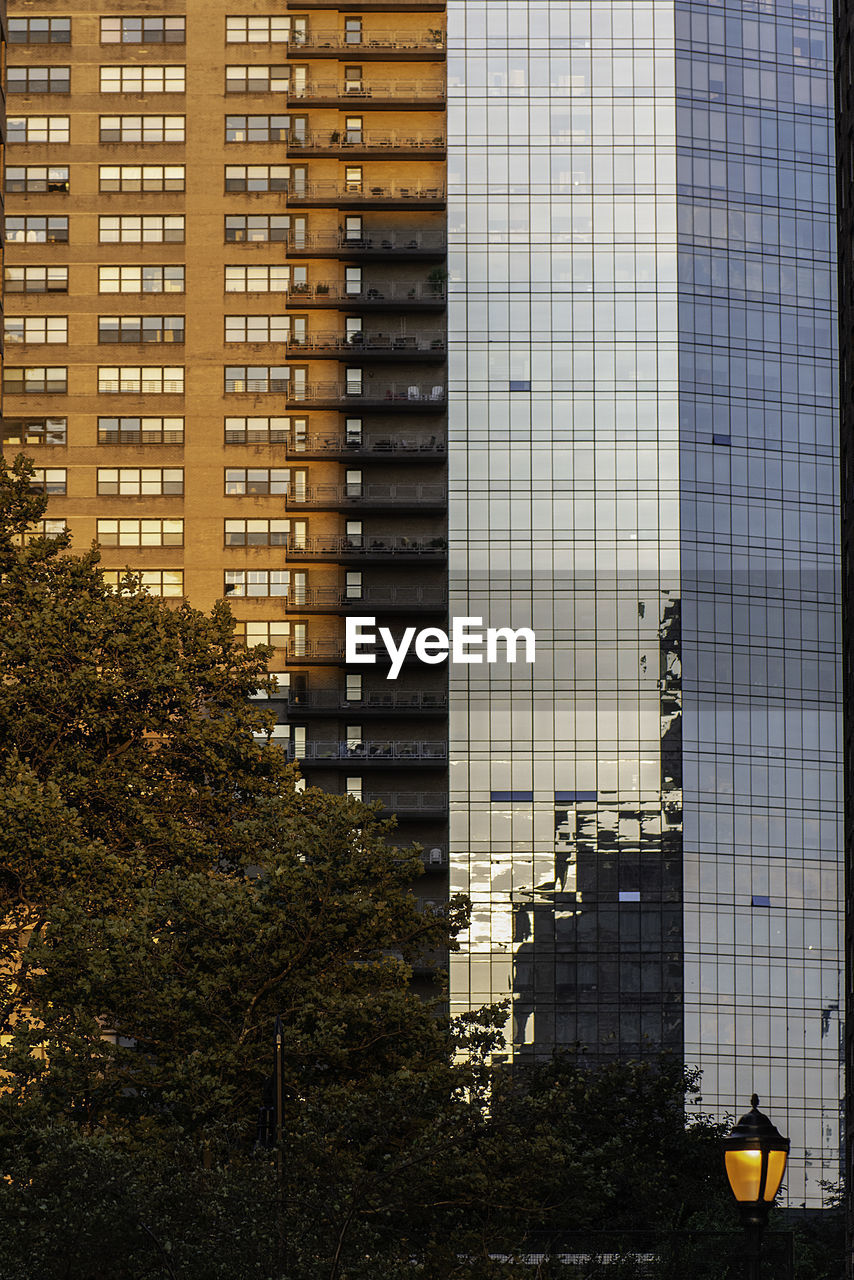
[286, 690, 448, 710]
[287, 282, 446, 304]
[286, 181, 445, 203]
[287, 382, 446, 405]
[286, 482, 447, 506]
[286, 535, 447, 557]
[288, 30, 445, 53]
[283, 586, 447, 608]
[362, 791, 449, 813]
[289, 130, 445, 152]
[287, 432, 445, 455]
[289, 80, 446, 102]
[294, 740, 447, 761]
[287, 230, 447, 254]
[284, 333, 446, 355]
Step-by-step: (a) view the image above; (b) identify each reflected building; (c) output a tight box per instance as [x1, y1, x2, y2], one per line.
[447, 0, 841, 1208]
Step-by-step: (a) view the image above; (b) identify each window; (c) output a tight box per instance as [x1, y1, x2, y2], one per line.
[225, 165, 291, 192]
[225, 65, 288, 93]
[1, 417, 67, 446]
[8, 116, 70, 144]
[100, 66, 186, 93]
[224, 367, 290, 394]
[99, 216, 185, 244]
[97, 367, 185, 394]
[224, 570, 289, 597]
[97, 518, 183, 547]
[225, 265, 289, 292]
[29, 468, 67, 494]
[345, 116, 363, 143]
[5, 267, 69, 294]
[8, 17, 71, 43]
[345, 166, 363, 191]
[101, 17, 185, 44]
[102, 569, 184, 597]
[99, 165, 185, 193]
[6, 167, 70, 194]
[225, 468, 290, 494]
[224, 416, 293, 444]
[99, 116, 185, 143]
[242, 621, 290, 648]
[97, 467, 184, 495]
[224, 518, 290, 545]
[15, 518, 68, 545]
[6, 217, 68, 244]
[225, 315, 290, 343]
[5, 317, 68, 344]
[344, 66, 363, 94]
[4, 367, 67, 395]
[99, 266, 185, 294]
[225, 115, 290, 142]
[225, 215, 290, 243]
[8, 67, 71, 93]
[345, 17, 363, 44]
[99, 316, 184, 344]
[226, 15, 290, 42]
[98, 416, 184, 445]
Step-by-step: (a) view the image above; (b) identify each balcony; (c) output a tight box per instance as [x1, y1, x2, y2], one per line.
[286, 431, 445, 459]
[285, 482, 446, 511]
[287, 282, 446, 310]
[287, 230, 447, 260]
[360, 791, 449, 818]
[284, 689, 448, 715]
[287, 79, 446, 108]
[292, 2, 445, 11]
[292, 740, 448, 765]
[286, 380, 446, 410]
[288, 130, 445, 158]
[286, 182, 445, 209]
[282, 585, 447, 612]
[285, 333, 446, 361]
[285, 534, 447, 563]
[286, 30, 445, 58]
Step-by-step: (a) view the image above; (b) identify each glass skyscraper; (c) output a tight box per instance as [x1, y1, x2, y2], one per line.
[447, 0, 841, 1207]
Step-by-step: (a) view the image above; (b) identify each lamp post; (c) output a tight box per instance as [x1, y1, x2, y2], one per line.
[723, 1095, 790, 1280]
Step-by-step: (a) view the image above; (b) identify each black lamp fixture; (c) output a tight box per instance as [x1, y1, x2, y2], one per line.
[723, 1095, 789, 1278]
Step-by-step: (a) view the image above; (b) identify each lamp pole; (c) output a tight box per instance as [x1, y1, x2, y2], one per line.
[723, 1095, 790, 1280]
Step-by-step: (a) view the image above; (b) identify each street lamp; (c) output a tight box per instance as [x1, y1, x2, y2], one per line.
[723, 1094, 789, 1280]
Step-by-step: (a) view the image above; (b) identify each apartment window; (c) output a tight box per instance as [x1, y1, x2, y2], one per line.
[6, 167, 70, 194]
[15, 518, 68, 545]
[1, 417, 67, 446]
[345, 166, 363, 192]
[8, 116, 70, 144]
[345, 17, 363, 44]
[100, 66, 186, 93]
[5, 316, 68, 344]
[225, 115, 290, 143]
[8, 67, 71, 94]
[225, 215, 290, 243]
[98, 316, 184, 345]
[224, 415, 293, 444]
[30, 468, 67, 494]
[4, 367, 67, 395]
[99, 266, 185, 294]
[97, 518, 183, 547]
[99, 116, 185, 143]
[345, 571, 363, 599]
[225, 65, 288, 93]
[225, 468, 290, 495]
[102, 569, 184, 597]
[226, 15, 290, 42]
[242, 621, 290, 648]
[225, 315, 290, 343]
[99, 165, 185, 193]
[6, 217, 68, 244]
[224, 367, 289, 394]
[344, 66, 363, 94]
[224, 518, 290, 546]
[344, 216, 363, 241]
[98, 416, 184, 445]
[5, 267, 69, 295]
[99, 216, 185, 244]
[98, 367, 185, 394]
[224, 570, 289, 597]
[225, 165, 291, 192]
[225, 265, 289, 292]
[97, 467, 184, 496]
[101, 17, 185, 44]
[8, 17, 71, 43]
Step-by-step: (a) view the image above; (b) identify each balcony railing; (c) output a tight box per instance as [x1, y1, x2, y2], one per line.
[283, 586, 447, 609]
[361, 791, 449, 815]
[288, 130, 445, 155]
[284, 333, 446, 357]
[286, 482, 447, 507]
[287, 431, 445, 456]
[287, 282, 446, 306]
[293, 740, 448, 762]
[287, 229, 447, 256]
[285, 534, 447, 558]
[289, 80, 446, 104]
[286, 690, 448, 711]
[286, 181, 445, 205]
[287, 380, 446, 406]
[288, 30, 445, 54]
